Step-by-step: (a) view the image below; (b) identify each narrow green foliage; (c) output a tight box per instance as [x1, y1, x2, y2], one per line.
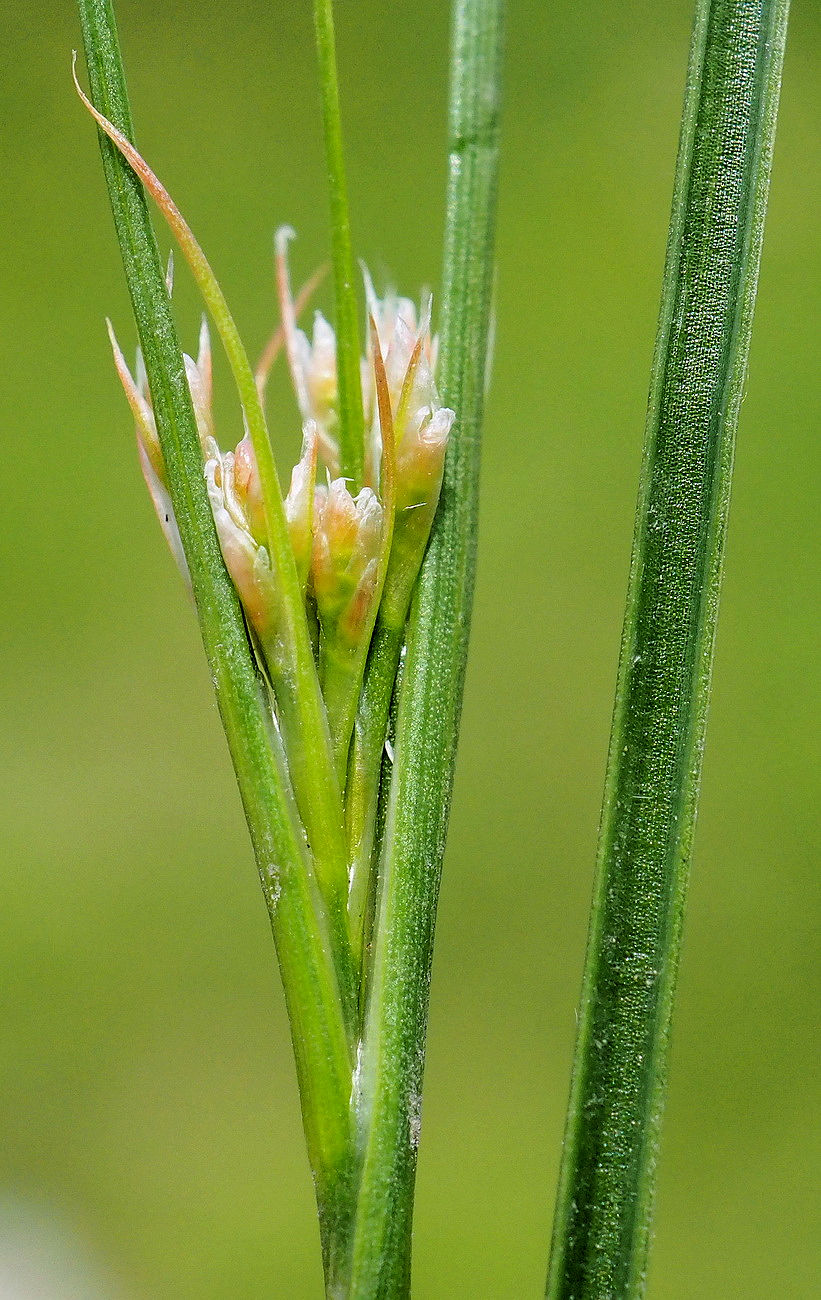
[546, 2, 790, 1296]
[343, 0, 505, 1291]
[313, 0, 366, 490]
[76, 0, 353, 1201]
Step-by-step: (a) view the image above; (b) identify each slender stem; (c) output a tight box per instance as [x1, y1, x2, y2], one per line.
[74, 45, 356, 1020]
[345, 620, 404, 978]
[343, 1, 505, 1292]
[313, 0, 365, 490]
[546, 3, 790, 1296]
[76, 0, 353, 1193]
[321, 641, 361, 782]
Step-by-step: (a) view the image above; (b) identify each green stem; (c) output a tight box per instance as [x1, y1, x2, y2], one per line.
[320, 640, 361, 785]
[76, 0, 353, 1195]
[344, 0, 504, 1291]
[546, 3, 790, 1296]
[313, 0, 365, 490]
[345, 621, 404, 979]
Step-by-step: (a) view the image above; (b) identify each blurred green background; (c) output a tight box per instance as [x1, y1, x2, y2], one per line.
[1, 1, 818, 1295]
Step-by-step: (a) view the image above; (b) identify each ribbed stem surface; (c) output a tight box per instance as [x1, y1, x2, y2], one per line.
[547, 3, 790, 1295]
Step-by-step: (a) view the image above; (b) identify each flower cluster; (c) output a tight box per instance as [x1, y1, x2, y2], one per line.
[109, 235, 453, 727]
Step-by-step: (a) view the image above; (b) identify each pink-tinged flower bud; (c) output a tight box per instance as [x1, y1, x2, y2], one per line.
[231, 426, 317, 590]
[358, 280, 455, 630]
[276, 228, 341, 478]
[136, 438, 190, 584]
[183, 316, 214, 448]
[359, 272, 451, 503]
[107, 319, 164, 482]
[108, 318, 190, 583]
[284, 426, 319, 590]
[233, 436, 267, 547]
[205, 445, 279, 644]
[312, 480, 383, 649]
[108, 315, 218, 586]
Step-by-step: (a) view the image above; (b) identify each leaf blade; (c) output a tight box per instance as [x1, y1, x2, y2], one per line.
[546, 3, 791, 1295]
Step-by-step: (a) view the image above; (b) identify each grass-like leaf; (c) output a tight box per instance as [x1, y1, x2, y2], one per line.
[546, 2, 791, 1295]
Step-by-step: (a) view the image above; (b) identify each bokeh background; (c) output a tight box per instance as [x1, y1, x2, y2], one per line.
[2, 1, 818, 1295]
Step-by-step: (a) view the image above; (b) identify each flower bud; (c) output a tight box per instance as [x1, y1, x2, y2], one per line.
[136, 438, 190, 583]
[205, 444, 278, 643]
[108, 318, 190, 582]
[357, 277, 454, 629]
[312, 480, 383, 649]
[183, 316, 214, 448]
[276, 227, 341, 478]
[284, 425, 319, 590]
[380, 416, 452, 632]
[108, 316, 217, 586]
[298, 313, 338, 440]
[230, 424, 318, 592]
[394, 404, 453, 514]
[233, 436, 267, 547]
[107, 318, 164, 482]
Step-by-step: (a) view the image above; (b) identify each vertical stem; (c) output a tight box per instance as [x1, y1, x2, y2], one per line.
[546, 2, 790, 1296]
[76, 0, 353, 1214]
[346, 621, 404, 979]
[313, 0, 365, 490]
[343, 1, 505, 1293]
